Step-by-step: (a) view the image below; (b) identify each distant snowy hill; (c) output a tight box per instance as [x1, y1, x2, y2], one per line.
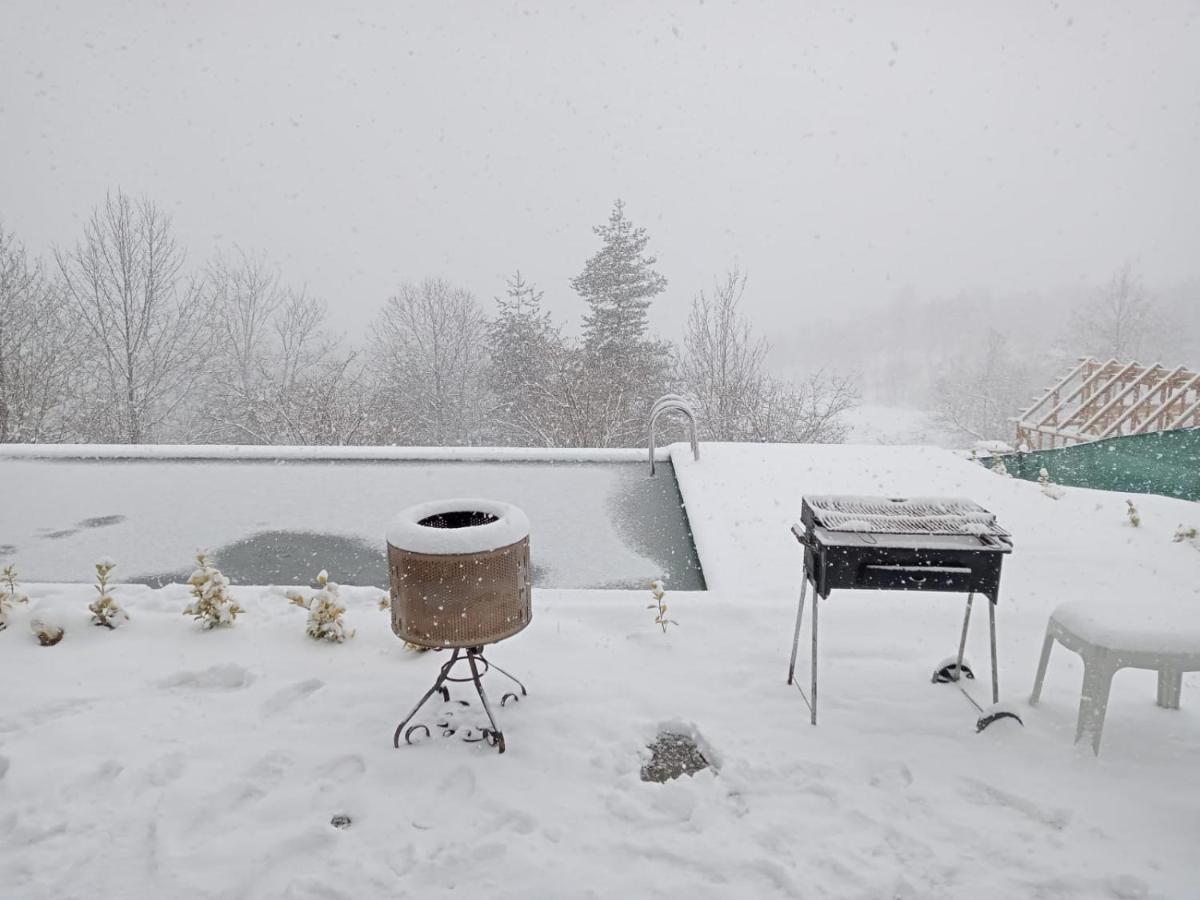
[843, 404, 964, 448]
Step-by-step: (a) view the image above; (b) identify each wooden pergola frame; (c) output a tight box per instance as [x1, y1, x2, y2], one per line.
[1013, 358, 1200, 449]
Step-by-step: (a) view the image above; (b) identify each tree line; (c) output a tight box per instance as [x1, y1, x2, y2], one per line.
[0, 192, 857, 447]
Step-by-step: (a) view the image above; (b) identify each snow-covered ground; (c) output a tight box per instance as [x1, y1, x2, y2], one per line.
[2, 442, 1199, 898]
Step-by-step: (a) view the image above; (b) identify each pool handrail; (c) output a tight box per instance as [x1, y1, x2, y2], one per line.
[649, 394, 700, 476]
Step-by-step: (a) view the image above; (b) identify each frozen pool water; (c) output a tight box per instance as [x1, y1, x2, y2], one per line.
[0, 457, 705, 590]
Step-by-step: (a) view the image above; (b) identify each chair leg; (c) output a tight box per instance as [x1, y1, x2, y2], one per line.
[1157, 668, 1183, 710]
[1075, 658, 1116, 756]
[1029, 627, 1056, 706]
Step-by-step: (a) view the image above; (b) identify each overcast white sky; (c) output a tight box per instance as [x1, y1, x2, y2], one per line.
[2, 1, 1198, 342]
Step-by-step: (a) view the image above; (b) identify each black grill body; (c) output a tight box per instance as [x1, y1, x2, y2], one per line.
[796, 496, 1012, 600]
[787, 495, 1018, 729]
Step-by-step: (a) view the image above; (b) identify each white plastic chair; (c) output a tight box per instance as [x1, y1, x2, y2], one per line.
[1029, 599, 1200, 754]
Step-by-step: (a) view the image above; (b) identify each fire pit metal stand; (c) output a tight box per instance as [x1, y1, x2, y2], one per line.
[394, 646, 527, 753]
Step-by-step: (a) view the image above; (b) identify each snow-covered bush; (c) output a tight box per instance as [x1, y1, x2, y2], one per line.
[88, 559, 128, 629]
[287, 570, 354, 643]
[0, 564, 30, 631]
[1125, 500, 1141, 528]
[1038, 467, 1065, 500]
[990, 457, 1010, 477]
[30, 618, 64, 646]
[648, 579, 678, 633]
[183, 553, 243, 629]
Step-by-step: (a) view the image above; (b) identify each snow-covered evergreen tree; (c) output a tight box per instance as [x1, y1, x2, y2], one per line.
[287, 570, 354, 643]
[572, 200, 667, 356]
[486, 271, 565, 446]
[183, 553, 243, 629]
[567, 200, 672, 446]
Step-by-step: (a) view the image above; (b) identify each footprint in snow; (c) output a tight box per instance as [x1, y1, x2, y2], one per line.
[865, 759, 914, 790]
[260, 678, 325, 717]
[158, 664, 255, 691]
[145, 752, 187, 788]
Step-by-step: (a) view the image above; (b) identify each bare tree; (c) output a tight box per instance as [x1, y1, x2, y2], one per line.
[933, 329, 1034, 443]
[0, 225, 78, 442]
[678, 267, 767, 439]
[370, 278, 489, 445]
[55, 191, 209, 443]
[747, 373, 859, 443]
[192, 250, 371, 445]
[1068, 264, 1165, 362]
[678, 267, 858, 443]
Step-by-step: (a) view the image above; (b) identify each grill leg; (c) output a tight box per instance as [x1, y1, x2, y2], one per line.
[988, 597, 1000, 705]
[954, 592, 974, 679]
[467, 648, 506, 754]
[787, 577, 809, 686]
[811, 594, 819, 726]
[393, 647, 462, 748]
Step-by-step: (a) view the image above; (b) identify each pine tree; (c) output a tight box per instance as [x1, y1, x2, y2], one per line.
[487, 271, 562, 445]
[571, 200, 667, 357]
[567, 201, 673, 446]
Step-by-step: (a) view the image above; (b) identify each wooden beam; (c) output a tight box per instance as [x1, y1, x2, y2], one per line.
[1031, 358, 1120, 430]
[1057, 361, 1142, 429]
[1017, 357, 1094, 421]
[1134, 372, 1200, 434]
[1166, 395, 1200, 432]
[1079, 363, 1165, 436]
[1100, 365, 1186, 438]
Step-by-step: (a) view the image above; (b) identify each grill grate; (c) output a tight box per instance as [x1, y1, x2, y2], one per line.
[805, 495, 1010, 538]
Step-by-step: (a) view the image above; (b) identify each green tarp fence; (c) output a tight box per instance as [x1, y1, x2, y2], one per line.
[988, 428, 1200, 501]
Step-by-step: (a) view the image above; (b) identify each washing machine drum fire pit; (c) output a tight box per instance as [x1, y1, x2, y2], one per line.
[387, 498, 532, 649]
[387, 499, 533, 753]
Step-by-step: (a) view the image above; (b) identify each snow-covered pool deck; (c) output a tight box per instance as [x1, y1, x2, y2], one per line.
[1, 443, 1198, 898]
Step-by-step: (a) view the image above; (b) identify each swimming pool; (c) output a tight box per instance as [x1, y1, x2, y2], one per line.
[0, 452, 705, 590]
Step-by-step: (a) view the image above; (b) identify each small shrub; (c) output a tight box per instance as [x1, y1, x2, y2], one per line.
[1173, 526, 1199, 550]
[183, 553, 243, 629]
[990, 457, 1010, 477]
[88, 559, 128, 629]
[287, 570, 354, 643]
[1125, 500, 1141, 528]
[0, 564, 30, 631]
[1038, 468, 1065, 500]
[647, 579, 678, 633]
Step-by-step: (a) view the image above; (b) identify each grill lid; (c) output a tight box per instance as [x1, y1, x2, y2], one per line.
[803, 495, 1010, 538]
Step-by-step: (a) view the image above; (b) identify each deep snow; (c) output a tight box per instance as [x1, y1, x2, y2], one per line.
[1, 442, 1198, 899]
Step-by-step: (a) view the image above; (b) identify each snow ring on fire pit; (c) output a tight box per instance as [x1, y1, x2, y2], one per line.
[386, 498, 530, 556]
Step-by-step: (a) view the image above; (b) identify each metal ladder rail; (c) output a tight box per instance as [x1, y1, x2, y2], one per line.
[648, 394, 700, 476]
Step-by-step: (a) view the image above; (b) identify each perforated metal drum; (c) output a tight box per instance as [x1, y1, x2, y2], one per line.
[386, 500, 532, 649]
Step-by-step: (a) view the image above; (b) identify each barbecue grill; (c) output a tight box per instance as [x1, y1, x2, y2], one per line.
[388, 498, 532, 753]
[786, 495, 1022, 731]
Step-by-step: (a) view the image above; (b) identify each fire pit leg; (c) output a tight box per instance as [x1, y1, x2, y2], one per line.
[393, 648, 463, 747]
[466, 647, 506, 754]
[486, 659, 528, 699]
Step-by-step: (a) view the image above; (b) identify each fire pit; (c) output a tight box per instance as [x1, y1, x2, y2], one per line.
[387, 498, 531, 753]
